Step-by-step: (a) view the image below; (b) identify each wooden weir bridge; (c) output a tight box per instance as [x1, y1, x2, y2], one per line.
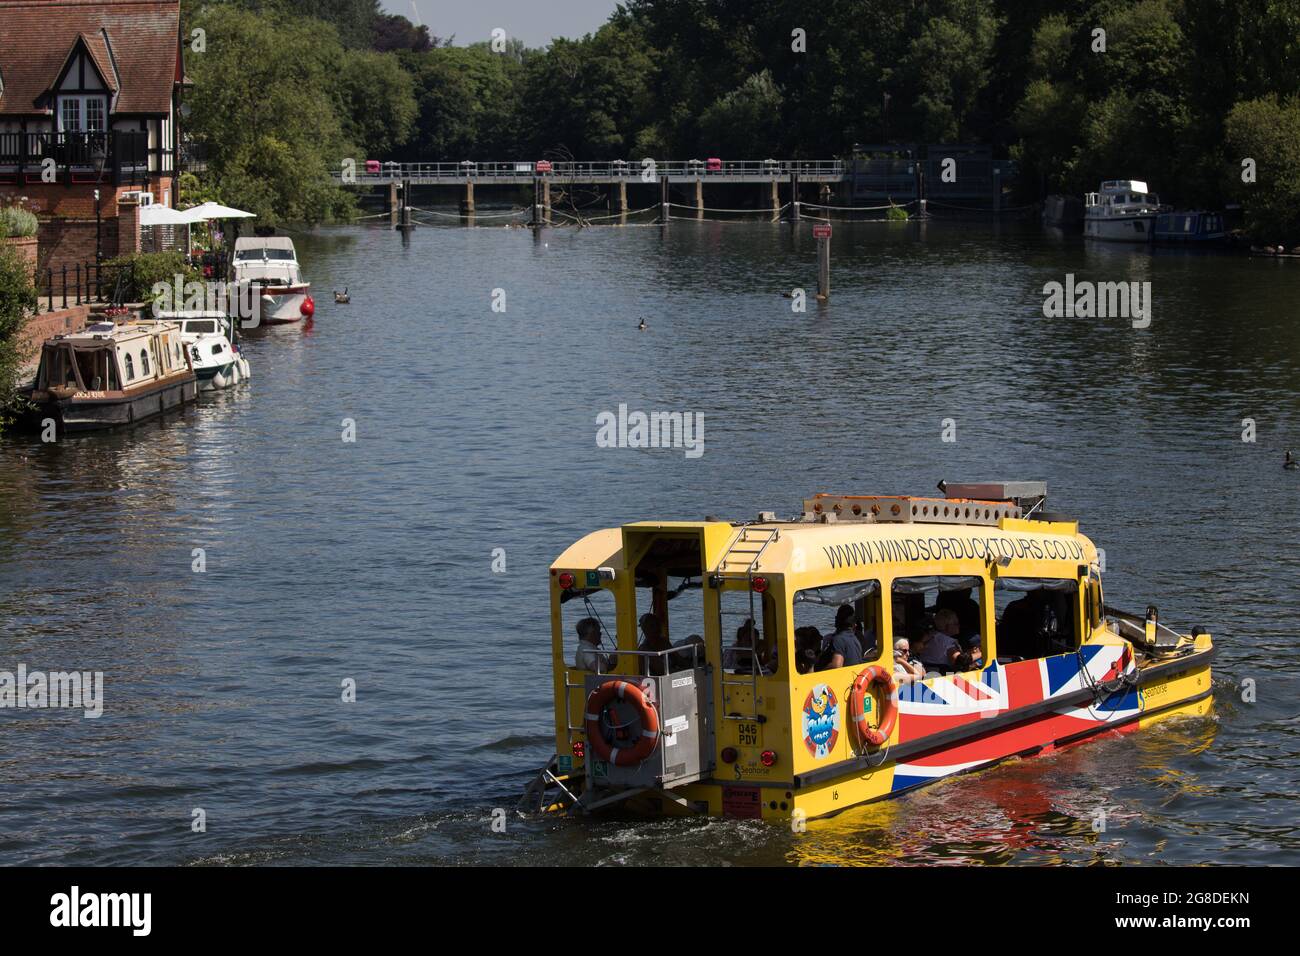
[329, 159, 849, 225]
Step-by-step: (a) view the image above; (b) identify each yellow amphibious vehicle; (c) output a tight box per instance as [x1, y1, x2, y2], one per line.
[522, 482, 1214, 821]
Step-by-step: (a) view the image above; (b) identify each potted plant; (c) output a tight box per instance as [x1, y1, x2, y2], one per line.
[0, 199, 40, 276]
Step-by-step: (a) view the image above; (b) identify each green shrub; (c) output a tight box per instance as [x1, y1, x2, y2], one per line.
[886, 205, 909, 222]
[0, 205, 39, 238]
[100, 252, 202, 304]
[0, 242, 39, 434]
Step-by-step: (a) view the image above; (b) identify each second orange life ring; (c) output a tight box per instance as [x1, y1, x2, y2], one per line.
[849, 665, 898, 748]
[584, 679, 660, 766]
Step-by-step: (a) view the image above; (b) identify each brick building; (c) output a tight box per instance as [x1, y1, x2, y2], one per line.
[0, 0, 185, 275]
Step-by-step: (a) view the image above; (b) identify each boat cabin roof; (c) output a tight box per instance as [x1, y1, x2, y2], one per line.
[49, 321, 177, 349]
[234, 236, 296, 256]
[552, 484, 1097, 582]
[1100, 179, 1149, 193]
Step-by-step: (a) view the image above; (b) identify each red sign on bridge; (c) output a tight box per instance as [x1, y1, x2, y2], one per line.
[812, 224, 832, 239]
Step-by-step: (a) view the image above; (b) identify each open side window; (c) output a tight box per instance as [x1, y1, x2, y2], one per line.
[792, 579, 883, 675]
[891, 575, 986, 676]
[992, 577, 1080, 661]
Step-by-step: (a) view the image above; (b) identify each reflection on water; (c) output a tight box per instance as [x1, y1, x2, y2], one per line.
[1, 220, 1298, 865]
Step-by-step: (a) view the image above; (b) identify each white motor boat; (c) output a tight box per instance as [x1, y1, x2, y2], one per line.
[1084, 180, 1160, 242]
[150, 311, 250, 391]
[231, 236, 314, 324]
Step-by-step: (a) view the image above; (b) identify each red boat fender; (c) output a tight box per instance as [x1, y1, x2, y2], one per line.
[849, 665, 898, 748]
[584, 679, 660, 766]
[300, 295, 315, 318]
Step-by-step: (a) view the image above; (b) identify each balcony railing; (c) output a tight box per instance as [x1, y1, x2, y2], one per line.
[0, 130, 150, 186]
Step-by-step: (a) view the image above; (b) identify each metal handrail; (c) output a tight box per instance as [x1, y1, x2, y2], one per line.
[332, 159, 845, 183]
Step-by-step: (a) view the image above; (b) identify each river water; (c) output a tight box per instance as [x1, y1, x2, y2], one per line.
[2, 215, 1297, 865]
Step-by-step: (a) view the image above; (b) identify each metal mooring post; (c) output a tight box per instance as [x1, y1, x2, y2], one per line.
[814, 223, 831, 299]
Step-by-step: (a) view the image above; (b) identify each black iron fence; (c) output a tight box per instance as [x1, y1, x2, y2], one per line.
[0, 130, 149, 186]
[36, 251, 231, 312]
[37, 260, 135, 312]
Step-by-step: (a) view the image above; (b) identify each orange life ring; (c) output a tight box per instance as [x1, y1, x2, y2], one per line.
[584, 679, 660, 766]
[849, 665, 898, 748]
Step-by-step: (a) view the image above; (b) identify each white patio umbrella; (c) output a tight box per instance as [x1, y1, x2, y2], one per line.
[139, 204, 195, 226]
[139, 202, 198, 253]
[179, 202, 257, 273]
[181, 201, 257, 221]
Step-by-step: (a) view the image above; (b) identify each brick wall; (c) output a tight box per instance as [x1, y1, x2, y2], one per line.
[14, 305, 91, 377]
[0, 177, 175, 219]
[2, 236, 38, 276]
[35, 218, 119, 276]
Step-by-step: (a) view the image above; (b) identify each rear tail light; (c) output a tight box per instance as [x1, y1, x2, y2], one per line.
[751, 576, 768, 593]
[720, 747, 738, 764]
[760, 750, 777, 767]
[571, 740, 584, 758]
[557, 572, 575, 589]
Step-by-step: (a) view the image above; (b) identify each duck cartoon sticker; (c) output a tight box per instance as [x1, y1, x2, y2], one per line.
[801, 683, 840, 759]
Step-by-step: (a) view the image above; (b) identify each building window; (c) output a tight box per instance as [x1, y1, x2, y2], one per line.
[85, 97, 106, 131]
[61, 98, 81, 132]
[57, 95, 107, 133]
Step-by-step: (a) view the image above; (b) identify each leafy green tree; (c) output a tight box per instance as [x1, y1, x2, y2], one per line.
[335, 49, 418, 156]
[698, 71, 784, 156]
[1225, 95, 1300, 240]
[187, 5, 356, 224]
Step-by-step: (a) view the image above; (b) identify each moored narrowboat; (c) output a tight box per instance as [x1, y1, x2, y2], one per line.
[522, 481, 1214, 821]
[22, 321, 197, 433]
[1154, 210, 1226, 244]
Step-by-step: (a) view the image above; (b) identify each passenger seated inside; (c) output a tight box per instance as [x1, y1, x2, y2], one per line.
[936, 588, 980, 642]
[793, 626, 822, 674]
[574, 616, 617, 672]
[997, 589, 1071, 660]
[817, 605, 864, 670]
[893, 638, 925, 684]
[722, 621, 769, 671]
[637, 612, 675, 676]
[915, 609, 977, 674]
[673, 634, 706, 671]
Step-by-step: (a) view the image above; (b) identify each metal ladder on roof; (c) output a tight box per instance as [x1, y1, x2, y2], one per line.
[712, 525, 780, 581]
[712, 526, 780, 722]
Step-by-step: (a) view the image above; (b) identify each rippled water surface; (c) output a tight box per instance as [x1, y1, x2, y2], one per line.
[2, 218, 1298, 865]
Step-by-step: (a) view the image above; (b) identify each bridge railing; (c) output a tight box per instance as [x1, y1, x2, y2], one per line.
[331, 159, 844, 183]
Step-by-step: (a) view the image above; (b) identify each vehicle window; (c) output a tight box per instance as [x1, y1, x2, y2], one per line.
[792, 579, 882, 674]
[719, 586, 777, 676]
[124, 353, 135, 381]
[140, 349, 150, 376]
[637, 574, 708, 675]
[992, 578, 1080, 661]
[892, 575, 986, 676]
[561, 585, 618, 674]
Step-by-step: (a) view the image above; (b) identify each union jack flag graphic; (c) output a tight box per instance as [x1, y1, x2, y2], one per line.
[890, 643, 1142, 793]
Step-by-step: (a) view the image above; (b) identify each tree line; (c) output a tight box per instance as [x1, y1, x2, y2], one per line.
[184, 0, 1300, 238]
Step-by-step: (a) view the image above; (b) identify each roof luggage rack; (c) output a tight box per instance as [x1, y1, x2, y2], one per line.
[801, 481, 1049, 528]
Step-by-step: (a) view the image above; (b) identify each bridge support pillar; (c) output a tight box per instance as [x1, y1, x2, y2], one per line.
[542, 179, 551, 224]
[612, 180, 628, 221]
[767, 178, 781, 221]
[660, 175, 670, 223]
[460, 180, 475, 223]
[820, 183, 832, 205]
[693, 178, 704, 219]
[790, 172, 801, 221]
[388, 182, 399, 228]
